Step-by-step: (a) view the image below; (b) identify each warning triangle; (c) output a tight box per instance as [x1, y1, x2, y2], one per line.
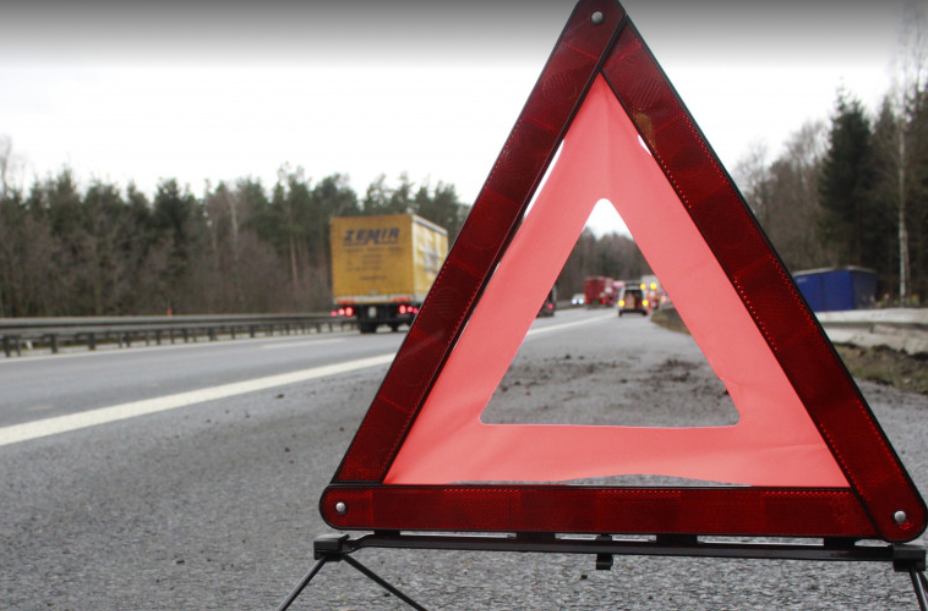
[321, 0, 926, 543]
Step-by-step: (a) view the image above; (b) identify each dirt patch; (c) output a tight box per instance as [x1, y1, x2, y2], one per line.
[483, 352, 738, 428]
[835, 345, 928, 395]
[650, 307, 689, 334]
[652, 306, 928, 396]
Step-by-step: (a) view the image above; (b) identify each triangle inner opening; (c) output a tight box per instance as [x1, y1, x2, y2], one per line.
[481, 201, 739, 430]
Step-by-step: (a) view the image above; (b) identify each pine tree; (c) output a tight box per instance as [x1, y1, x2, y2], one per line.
[819, 91, 892, 291]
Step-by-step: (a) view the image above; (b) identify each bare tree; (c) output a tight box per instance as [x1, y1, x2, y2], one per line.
[734, 128, 833, 271]
[888, 0, 928, 303]
[772, 121, 833, 269]
[0, 135, 10, 200]
[0, 135, 24, 202]
[733, 140, 772, 225]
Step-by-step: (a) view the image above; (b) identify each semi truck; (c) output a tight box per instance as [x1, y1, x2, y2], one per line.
[330, 213, 448, 333]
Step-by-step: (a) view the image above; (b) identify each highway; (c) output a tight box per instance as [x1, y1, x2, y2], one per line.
[1, 308, 926, 610]
[0, 330, 402, 434]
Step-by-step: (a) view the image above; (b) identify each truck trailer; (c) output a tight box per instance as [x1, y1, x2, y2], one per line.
[584, 276, 616, 307]
[330, 213, 448, 333]
[793, 266, 877, 312]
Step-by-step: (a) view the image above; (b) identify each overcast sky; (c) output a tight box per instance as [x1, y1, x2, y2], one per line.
[1, 0, 918, 234]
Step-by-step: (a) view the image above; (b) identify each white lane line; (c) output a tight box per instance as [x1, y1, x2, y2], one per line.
[0, 353, 395, 448]
[260, 338, 345, 350]
[525, 312, 615, 337]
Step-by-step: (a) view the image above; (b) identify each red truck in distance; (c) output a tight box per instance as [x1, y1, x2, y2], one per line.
[583, 276, 616, 307]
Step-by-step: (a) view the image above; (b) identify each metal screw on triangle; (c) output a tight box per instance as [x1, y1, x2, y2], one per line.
[591, 11, 604, 25]
[894, 510, 908, 525]
[335, 501, 348, 516]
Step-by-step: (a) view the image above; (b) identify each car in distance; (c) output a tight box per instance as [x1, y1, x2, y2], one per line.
[538, 288, 557, 317]
[618, 285, 650, 316]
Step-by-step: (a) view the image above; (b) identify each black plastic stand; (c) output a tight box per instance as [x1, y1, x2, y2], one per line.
[275, 532, 928, 611]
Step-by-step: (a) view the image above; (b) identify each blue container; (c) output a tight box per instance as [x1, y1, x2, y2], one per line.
[793, 266, 877, 312]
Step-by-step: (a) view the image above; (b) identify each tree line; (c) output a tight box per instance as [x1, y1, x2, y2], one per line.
[4, 79, 926, 319]
[0, 167, 468, 317]
[556, 230, 649, 299]
[3, 29, 926, 317]
[0, 155, 649, 317]
[736, 82, 928, 306]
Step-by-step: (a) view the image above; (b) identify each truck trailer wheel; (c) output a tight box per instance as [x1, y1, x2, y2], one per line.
[359, 322, 377, 334]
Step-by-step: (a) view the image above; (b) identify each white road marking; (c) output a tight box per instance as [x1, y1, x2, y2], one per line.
[525, 311, 615, 337]
[259, 338, 345, 349]
[0, 312, 610, 447]
[0, 353, 395, 448]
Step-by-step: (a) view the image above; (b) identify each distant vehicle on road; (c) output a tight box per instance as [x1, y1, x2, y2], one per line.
[538, 288, 557, 317]
[640, 274, 664, 310]
[571, 293, 585, 307]
[584, 276, 616, 307]
[330, 213, 448, 333]
[618, 285, 650, 316]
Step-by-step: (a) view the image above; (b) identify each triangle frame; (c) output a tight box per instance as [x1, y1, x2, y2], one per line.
[320, 0, 926, 543]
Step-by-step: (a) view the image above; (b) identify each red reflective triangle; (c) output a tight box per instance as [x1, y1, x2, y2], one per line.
[321, 0, 926, 542]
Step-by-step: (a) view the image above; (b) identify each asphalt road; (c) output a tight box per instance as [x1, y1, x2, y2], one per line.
[1, 309, 926, 610]
[0, 328, 406, 429]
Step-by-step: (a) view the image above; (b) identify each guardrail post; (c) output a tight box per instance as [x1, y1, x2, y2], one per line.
[2, 335, 15, 357]
[88, 332, 96, 351]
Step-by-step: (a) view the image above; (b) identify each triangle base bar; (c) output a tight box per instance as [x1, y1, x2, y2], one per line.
[321, 485, 877, 539]
[272, 533, 928, 611]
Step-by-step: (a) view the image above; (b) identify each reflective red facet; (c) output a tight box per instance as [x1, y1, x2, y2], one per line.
[321, 486, 875, 539]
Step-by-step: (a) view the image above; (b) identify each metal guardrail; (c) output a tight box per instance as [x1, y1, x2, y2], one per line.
[0, 313, 357, 357]
[5, 308, 924, 359]
[652, 306, 927, 357]
[816, 308, 928, 357]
